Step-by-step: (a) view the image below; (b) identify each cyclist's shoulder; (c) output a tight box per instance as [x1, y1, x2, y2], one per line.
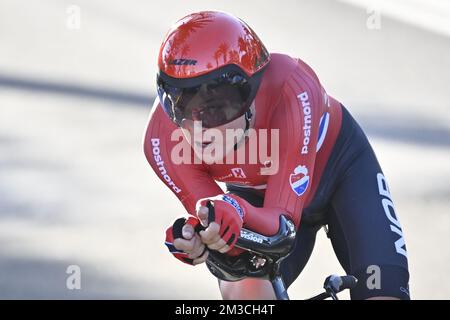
[265, 53, 322, 87]
[259, 53, 324, 118]
[145, 98, 177, 132]
[143, 98, 179, 152]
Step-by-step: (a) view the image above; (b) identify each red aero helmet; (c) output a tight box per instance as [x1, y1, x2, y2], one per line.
[157, 11, 270, 128]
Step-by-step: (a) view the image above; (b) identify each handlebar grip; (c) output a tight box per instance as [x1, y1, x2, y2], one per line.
[324, 275, 358, 294]
[340, 275, 358, 290]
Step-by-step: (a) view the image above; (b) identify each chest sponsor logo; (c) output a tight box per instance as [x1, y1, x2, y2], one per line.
[214, 173, 233, 181]
[231, 167, 247, 179]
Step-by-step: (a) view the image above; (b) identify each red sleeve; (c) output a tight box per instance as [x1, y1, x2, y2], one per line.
[239, 65, 326, 235]
[143, 99, 223, 216]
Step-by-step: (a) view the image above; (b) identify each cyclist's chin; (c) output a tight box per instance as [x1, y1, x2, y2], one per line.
[181, 115, 248, 164]
[191, 138, 237, 165]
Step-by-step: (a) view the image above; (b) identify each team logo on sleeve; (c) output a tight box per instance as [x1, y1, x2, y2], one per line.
[289, 165, 310, 196]
[222, 195, 245, 220]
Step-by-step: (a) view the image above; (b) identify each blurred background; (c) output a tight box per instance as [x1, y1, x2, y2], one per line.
[0, 0, 449, 299]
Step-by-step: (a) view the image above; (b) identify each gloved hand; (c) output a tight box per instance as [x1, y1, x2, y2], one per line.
[196, 194, 245, 253]
[164, 215, 209, 265]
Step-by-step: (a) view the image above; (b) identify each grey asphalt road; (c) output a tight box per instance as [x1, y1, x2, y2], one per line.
[0, 0, 449, 299]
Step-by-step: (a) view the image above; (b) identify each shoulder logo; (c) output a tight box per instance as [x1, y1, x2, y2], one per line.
[289, 165, 310, 196]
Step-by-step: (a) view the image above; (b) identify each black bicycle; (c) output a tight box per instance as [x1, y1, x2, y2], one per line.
[203, 202, 357, 300]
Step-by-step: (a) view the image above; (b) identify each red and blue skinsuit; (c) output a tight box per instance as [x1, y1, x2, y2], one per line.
[144, 53, 342, 235]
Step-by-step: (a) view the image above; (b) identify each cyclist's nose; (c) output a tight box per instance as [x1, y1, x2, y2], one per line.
[191, 108, 202, 121]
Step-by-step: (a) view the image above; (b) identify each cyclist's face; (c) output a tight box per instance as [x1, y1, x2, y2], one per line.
[180, 102, 255, 163]
[182, 84, 243, 126]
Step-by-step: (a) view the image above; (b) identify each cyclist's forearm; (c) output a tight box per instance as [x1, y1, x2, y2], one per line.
[227, 194, 293, 236]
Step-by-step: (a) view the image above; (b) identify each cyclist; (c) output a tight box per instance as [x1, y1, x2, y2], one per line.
[143, 11, 410, 300]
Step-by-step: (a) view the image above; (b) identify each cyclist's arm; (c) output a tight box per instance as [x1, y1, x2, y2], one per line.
[143, 99, 223, 216]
